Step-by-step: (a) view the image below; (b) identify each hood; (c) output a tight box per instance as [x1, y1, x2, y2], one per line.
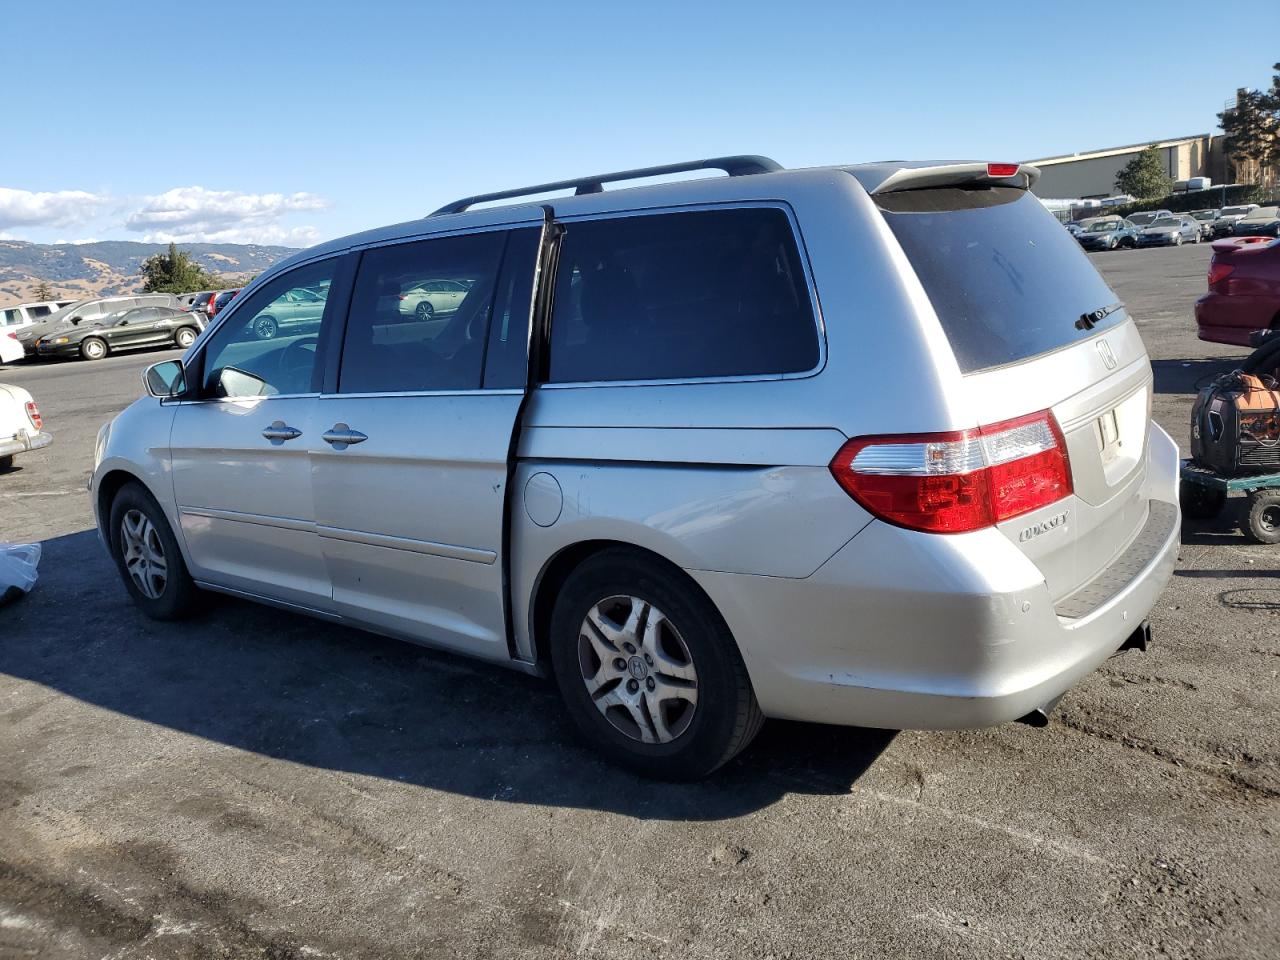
[1142, 226, 1178, 234]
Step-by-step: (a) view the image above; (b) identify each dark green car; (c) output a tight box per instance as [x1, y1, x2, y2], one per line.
[34, 306, 205, 361]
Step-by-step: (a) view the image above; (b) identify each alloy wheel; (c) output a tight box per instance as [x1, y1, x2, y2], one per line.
[121, 509, 167, 600]
[416, 301, 434, 320]
[577, 595, 698, 744]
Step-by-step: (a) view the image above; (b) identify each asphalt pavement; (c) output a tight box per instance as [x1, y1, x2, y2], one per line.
[1, 243, 1277, 959]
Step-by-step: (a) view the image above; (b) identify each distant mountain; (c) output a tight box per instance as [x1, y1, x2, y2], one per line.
[0, 240, 301, 304]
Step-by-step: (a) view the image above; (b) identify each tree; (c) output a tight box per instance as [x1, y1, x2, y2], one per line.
[32, 281, 55, 301]
[1115, 146, 1173, 198]
[140, 242, 220, 293]
[1219, 85, 1278, 186]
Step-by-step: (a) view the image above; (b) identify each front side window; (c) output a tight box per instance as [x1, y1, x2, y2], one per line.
[198, 258, 338, 398]
[338, 232, 507, 394]
[547, 208, 819, 383]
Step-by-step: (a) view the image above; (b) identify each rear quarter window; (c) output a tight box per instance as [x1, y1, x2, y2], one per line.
[877, 187, 1123, 373]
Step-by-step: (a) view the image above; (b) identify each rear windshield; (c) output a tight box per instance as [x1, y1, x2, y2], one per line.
[878, 187, 1123, 373]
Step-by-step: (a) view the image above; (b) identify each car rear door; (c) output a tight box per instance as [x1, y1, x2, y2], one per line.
[307, 226, 540, 660]
[169, 255, 351, 612]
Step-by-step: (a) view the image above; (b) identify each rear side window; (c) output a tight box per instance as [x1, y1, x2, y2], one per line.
[547, 208, 819, 383]
[29, 306, 51, 318]
[878, 187, 1123, 373]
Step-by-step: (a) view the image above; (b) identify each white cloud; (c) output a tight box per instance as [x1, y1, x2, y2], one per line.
[0, 187, 107, 229]
[126, 186, 329, 245]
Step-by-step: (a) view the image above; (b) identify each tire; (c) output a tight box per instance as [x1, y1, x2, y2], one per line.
[0, 455, 13, 473]
[1244, 490, 1280, 544]
[174, 326, 197, 349]
[1180, 480, 1225, 520]
[1107, 238, 1117, 250]
[108, 481, 201, 620]
[1173, 234, 1183, 246]
[80, 337, 107, 361]
[548, 548, 764, 780]
[415, 301, 435, 321]
[254, 315, 279, 340]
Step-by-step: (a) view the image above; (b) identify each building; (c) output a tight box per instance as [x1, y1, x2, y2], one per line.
[1027, 134, 1229, 200]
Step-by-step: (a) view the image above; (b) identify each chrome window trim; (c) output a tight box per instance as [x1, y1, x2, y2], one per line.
[167, 392, 321, 406]
[318, 389, 523, 400]
[543, 200, 828, 389]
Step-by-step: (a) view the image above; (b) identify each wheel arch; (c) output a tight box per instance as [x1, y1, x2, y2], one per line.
[96, 468, 153, 541]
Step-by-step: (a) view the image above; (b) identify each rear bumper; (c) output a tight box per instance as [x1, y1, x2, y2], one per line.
[0, 430, 53, 458]
[1195, 293, 1277, 346]
[691, 423, 1181, 729]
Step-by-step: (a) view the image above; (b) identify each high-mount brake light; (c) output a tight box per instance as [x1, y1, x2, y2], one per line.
[829, 410, 1072, 534]
[986, 163, 1021, 178]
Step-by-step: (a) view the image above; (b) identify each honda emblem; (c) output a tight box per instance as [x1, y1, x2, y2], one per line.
[1096, 339, 1117, 370]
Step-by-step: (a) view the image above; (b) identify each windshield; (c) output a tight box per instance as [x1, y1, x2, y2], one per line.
[1088, 221, 1120, 232]
[1245, 207, 1279, 220]
[1128, 213, 1158, 225]
[1151, 218, 1178, 228]
[878, 186, 1122, 373]
[1221, 206, 1251, 217]
[1192, 211, 1214, 220]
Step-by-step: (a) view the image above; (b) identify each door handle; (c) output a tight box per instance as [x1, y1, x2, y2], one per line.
[322, 423, 368, 449]
[262, 421, 303, 443]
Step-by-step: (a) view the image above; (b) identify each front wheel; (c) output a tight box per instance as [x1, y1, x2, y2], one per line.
[254, 315, 279, 340]
[1244, 490, 1280, 544]
[415, 301, 435, 321]
[0, 455, 13, 473]
[549, 549, 764, 780]
[80, 337, 107, 361]
[108, 482, 201, 619]
[1173, 234, 1183, 246]
[174, 326, 197, 349]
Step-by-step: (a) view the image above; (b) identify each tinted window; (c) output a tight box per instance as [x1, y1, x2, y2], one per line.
[484, 228, 538, 388]
[199, 259, 338, 398]
[2, 309, 22, 325]
[548, 208, 818, 383]
[878, 187, 1122, 374]
[29, 306, 51, 318]
[339, 232, 506, 393]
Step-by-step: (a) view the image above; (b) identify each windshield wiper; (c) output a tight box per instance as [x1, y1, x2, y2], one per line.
[1077, 301, 1123, 331]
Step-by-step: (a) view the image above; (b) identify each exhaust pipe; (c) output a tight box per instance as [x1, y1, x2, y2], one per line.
[1015, 693, 1064, 727]
[1118, 620, 1152, 654]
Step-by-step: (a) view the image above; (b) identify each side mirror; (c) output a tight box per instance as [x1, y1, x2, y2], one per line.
[143, 360, 186, 399]
[70, 316, 82, 325]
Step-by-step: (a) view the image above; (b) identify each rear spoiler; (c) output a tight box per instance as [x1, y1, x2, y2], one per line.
[1210, 236, 1277, 254]
[854, 162, 1041, 195]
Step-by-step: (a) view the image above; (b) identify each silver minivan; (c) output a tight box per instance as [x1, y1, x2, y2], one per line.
[92, 157, 1180, 779]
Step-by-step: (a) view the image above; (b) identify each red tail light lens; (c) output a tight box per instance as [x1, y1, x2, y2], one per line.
[987, 162, 1021, 178]
[24, 401, 42, 431]
[829, 410, 1072, 534]
[1207, 261, 1235, 289]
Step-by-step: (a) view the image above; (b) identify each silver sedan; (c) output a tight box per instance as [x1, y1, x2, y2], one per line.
[1136, 215, 1201, 247]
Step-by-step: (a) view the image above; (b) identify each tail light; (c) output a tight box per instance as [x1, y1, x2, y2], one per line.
[1207, 261, 1235, 290]
[25, 401, 42, 431]
[829, 410, 1072, 534]
[398, 294, 408, 301]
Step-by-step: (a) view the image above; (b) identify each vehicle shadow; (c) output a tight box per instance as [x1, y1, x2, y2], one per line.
[0, 530, 894, 820]
[1151, 357, 1242, 396]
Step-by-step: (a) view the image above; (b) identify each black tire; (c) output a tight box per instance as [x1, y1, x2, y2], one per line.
[415, 301, 435, 321]
[108, 481, 201, 620]
[254, 315, 279, 340]
[1244, 490, 1280, 544]
[1173, 234, 1183, 246]
[174, 326, 198, 349]
[1180, 480, 1226, 519]
[80, 337, 107, 361]
[0, 455, 13, 473]
[549, 548, 764, 780]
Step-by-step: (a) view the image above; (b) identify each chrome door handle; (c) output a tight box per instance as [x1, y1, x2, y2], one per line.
[322, 423, 368, 449]
[262, 421, 303, 442]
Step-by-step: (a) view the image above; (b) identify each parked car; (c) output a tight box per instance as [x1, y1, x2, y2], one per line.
[186, 292, 218, 319]
[1, 300, 75, 331]
[237, 285, 327, 339]
[0, 382, 50, 472]
[1136, 215, 1201, 247]
[210, 289, 240, 318]
[1214, 204, 1260, 238]
[91, 156, 1179, 779]
[394, 279, 472, 320]
[1232, 206, 1280, 238]
[35, 306, 204, 361]
[1189, 209, 1220, 240]
[1065, 219, 1088, 238]
[16, 295, 182, 358]
[1126, 210, 1174, 228]
[1077, 218, 1139, 251]
[1195, 236, 1280, 346]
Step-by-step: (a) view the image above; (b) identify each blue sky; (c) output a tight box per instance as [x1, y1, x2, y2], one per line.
[3, 0, 1275, 247]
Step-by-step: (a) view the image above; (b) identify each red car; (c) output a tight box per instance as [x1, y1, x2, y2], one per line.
[1195, 236, 1280, 346]
[210, 288, 240, 318]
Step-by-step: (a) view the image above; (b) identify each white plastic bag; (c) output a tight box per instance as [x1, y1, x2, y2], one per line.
[0, 542, 41, 605]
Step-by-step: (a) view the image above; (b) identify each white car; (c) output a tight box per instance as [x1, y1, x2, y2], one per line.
[0, 331, 23, 365]
[0, 383, 51, 471]
[397, 278, 473, 320]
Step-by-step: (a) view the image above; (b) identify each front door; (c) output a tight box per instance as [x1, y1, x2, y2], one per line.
[170, 256, 345, 612]
[309, 228, 539, 659]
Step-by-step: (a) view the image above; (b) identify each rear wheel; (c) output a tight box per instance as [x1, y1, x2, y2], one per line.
[1180, 480, 1226, 519]
[108, 482, 201, 619]
[174, 326, 197, 349]
[80, 337, 107, 361]
[549, 548, 764, 780]
[415, 301, 434, 321]
[254, 315, 279, 340]
[0, 455, 13, 473]
[1244, 490, 1280, 544]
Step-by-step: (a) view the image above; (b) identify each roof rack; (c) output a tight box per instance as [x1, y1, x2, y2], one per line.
[429, 155, 783, 217]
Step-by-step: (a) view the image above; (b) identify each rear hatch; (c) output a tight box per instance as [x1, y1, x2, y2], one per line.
[873, 171, 1154, 605]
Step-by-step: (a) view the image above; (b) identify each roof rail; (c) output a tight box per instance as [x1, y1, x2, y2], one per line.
[429, 155, 783, 216]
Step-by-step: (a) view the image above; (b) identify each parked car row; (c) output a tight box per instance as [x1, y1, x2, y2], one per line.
[1070, 204, 1280, 253]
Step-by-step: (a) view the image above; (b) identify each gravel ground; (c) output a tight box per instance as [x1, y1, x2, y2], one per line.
[0, 243, 1277, 959]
